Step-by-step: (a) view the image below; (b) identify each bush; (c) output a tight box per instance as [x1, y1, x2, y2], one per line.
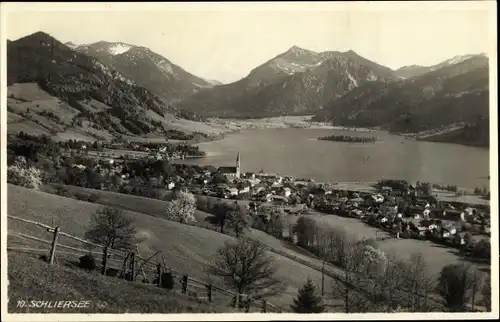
[472, 239, 490, 261]
[79, 254, 97, 272]
[160, 272, 175, 289]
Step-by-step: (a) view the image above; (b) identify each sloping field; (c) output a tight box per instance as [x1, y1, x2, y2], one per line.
[7, 185, 337, 310]
[7, 120, 51, 136]
[7, 252, 223, 313]
[7, 83, 80, 124]
[41, 185, 338, 270]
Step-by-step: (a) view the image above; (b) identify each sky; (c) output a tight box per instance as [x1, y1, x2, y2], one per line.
[3, 2, 495, 84]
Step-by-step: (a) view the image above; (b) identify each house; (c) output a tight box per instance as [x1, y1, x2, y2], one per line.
[381, 186, 393, 195]
[228, 187, 239, 196]
[238, 186, 251, 194]
[269, 195, 289, 205]
[72, 164, 86, 170]
[245, 172, 256, 180]
[256, 173, 282, 183]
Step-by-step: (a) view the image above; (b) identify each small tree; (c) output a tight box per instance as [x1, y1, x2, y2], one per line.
[165, 190, 197, 224]
[208, 238, 283, 299]
[293, 216, 317, 250]
[227, 205, 251, 238]
[291, 278, 326, 313]
[212, 201, 232, 234]
[437, 264, 475, 312]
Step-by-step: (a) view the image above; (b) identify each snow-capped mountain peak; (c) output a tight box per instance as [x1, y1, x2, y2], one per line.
[107, 42, 133, 55]
[64, 41, 78, 49]
[446, 55, 476, 65]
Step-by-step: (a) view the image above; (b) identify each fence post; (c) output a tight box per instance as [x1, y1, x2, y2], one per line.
[101, 246, 109, 275]
[130, 252, 136, 281]
[181, 275, 188, 294]
[156, 263, 163, 287]
[207, 284, 212, 302]
[48, 226, 60, 265]
[245, 296, 251, 313]
[262, 300, 267, 313]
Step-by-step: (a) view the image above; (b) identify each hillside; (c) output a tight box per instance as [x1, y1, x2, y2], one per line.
[417, 117, 490, 148]
[6, 32, 222, 140]
[313, 55, 489, 146]
[7, 184, 338, 310]
[175, 47, 398, 118]
[8, 252, 221, 313]
[71, 41, 216, 103]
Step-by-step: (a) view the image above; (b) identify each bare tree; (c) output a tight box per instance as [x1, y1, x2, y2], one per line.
[208, 238, 283, 299]
[85, 206, 137, 250]
[402, 253, 436, 311]
[330, 232, 368, 313]
[85, 207, 137, 275]
[481, 274, 491, 311]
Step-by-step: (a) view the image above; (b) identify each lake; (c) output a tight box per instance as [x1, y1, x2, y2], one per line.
[177, 128, 490, 189]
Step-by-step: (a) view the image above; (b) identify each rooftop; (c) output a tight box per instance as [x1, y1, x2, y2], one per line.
[217, 166, 237, 174]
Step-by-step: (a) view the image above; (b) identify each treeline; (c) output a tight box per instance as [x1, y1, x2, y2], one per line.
[288, 216, 490, 312]
[318, 135, 377, 143]
[7, 132, 211, 190]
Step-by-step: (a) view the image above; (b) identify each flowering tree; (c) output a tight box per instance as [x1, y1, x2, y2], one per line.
[165, 191, 197, 224]
[7, 157, 42, 190]
[361, 245, 388, 278]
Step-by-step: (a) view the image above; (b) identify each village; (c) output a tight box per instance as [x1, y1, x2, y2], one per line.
[60, 138, 491, 260]
[7, 132, 491, 266]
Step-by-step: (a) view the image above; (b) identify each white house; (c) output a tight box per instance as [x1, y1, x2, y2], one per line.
[238, 186, 250, 194]
[228, 187, 239, 196]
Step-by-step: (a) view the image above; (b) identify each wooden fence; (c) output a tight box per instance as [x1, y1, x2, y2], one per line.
[7, 215, 281, 313]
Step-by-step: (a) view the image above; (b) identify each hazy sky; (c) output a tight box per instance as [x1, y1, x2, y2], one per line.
[3, 2, 495, 83]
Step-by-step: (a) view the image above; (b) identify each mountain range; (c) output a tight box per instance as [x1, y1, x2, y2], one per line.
[69, 41, 220, 103]
[6, 31, 490, 147]
[174, 46, 399, 118]
[313, 54, 489, 132]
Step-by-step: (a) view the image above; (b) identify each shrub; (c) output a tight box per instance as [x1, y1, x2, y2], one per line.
[160, 272, 175, 289]
[472, 239, 490, 261]
[79, 254, 97, 272]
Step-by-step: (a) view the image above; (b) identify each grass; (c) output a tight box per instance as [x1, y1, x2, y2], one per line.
[7, 184, 341, 310]
[35, 185, 490, 305]
[7, 252, 224, 313]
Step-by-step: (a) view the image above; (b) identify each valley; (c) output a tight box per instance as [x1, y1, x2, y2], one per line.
[4, 25, 493, 316]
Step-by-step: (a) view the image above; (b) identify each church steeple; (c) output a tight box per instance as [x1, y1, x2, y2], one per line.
[236, 152, 241, 179]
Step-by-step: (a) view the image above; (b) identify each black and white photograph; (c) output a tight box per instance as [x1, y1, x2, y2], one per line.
[1, 1, 498, 320]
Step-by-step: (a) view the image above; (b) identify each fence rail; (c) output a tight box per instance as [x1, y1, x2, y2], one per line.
[7, 215, 281, 313]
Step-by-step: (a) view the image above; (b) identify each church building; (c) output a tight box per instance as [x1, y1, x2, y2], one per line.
[217, 152, 241, 180]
